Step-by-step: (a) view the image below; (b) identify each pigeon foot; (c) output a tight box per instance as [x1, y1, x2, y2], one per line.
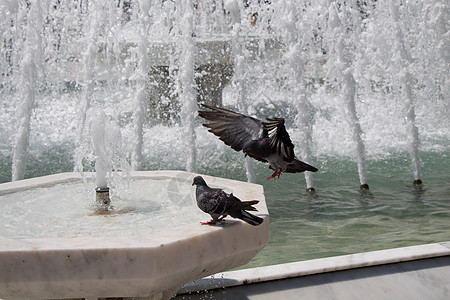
[200, 220, 216, 225]
[267, 170, 283, 180]
[200, 219, 225, 225]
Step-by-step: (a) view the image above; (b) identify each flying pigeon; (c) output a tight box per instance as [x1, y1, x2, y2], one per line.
[192, 176, 263, 226]
[198, 104, 318, 180]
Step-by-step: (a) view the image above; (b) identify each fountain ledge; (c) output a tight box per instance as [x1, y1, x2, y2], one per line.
[179, 241, 450, 294]
[0, 171, 269, 300]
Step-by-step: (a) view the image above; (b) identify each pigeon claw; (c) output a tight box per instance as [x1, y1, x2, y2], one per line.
[200, 218, 226, 225]
[267, 170, 283, 180]
[200, 220, 216, 225]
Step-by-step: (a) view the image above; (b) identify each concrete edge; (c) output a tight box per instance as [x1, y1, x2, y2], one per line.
[178, 241, 450, 294]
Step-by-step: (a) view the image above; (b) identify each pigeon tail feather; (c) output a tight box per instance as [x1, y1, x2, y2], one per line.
[241, 200, 259, 211]
[229, 210, 263, 226]
[285, 158, 318, 173]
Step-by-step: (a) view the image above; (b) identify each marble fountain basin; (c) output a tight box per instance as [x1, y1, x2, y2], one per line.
[0, 170, 269, 299]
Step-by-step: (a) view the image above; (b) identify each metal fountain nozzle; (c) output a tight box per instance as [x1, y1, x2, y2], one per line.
[95, 187, 111, 211]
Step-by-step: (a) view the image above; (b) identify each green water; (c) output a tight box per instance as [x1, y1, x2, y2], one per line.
[1, 149, 449, 269]
[237, 150, 450, 269]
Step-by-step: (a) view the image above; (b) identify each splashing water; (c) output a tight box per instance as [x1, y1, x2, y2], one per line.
[1, 1, 447, 185]
[0, 0, 448, 267]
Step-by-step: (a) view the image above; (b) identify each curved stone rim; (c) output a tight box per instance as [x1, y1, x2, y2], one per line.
[0, 170, 269, 299]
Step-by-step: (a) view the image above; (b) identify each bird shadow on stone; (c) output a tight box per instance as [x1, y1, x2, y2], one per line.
[203, 215, 268, 228]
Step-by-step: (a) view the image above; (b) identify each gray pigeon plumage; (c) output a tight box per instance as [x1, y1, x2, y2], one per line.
[198, 104, 318, 180]
[192, 176, 263, 226]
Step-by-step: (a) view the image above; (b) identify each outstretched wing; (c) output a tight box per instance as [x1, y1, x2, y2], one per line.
[199, 104, 264, 152]
[263, 118, 295, 163]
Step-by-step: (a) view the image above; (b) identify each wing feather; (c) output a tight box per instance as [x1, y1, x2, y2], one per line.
[199, 104, 263, 152]
[199, 105, 296, 164]
[263, 118, 295, 162]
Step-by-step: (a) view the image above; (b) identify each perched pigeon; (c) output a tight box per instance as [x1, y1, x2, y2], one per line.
[192, 176, 263, 226]
[198, 104, 318, 180]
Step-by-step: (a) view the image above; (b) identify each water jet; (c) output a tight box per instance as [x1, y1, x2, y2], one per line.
[0, 1, 448, 298]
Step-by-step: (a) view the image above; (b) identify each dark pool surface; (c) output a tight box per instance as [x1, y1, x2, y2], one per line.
[236, 150, 450, 269]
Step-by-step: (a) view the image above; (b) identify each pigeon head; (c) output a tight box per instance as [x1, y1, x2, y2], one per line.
[192, 176, 208, 187]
